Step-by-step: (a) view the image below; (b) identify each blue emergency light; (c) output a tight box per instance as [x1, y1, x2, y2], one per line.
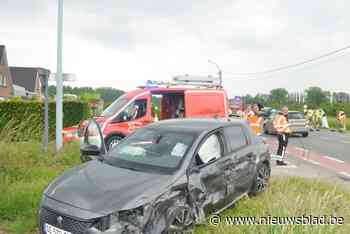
[145, 80, 158, 88]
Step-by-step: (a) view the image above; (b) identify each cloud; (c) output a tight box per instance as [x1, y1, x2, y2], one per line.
[1, 0, 350, 96]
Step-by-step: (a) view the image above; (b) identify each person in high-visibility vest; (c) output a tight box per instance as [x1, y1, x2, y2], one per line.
[337, 111, 347, 131]
[243, 105, 254, 120]
[273, 106, 292, 166]
[247, 104, 264, 136]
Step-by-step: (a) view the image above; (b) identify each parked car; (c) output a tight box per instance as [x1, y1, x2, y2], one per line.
[263, 111, 309, 137]
[39, 118, 271, 234]
[260, 107, 274, 118]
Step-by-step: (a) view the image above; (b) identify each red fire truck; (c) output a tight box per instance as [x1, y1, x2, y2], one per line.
[63, 75, 231, 149]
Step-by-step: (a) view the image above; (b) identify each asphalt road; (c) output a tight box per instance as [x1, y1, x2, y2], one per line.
[264, 129, 350, 183]
[264, 129, 350, 163]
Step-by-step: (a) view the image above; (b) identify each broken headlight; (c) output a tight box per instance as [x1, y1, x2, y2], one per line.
[107, 205, 152, 231]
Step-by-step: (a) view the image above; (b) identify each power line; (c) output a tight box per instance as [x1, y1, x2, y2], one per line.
[224, 44, 350, 76]
[222, 50, 350, 80]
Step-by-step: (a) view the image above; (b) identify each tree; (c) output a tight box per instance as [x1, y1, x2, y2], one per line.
[269, 88, 288, 107]
[95, 87, 124, 103]
[243, 94, 254, 104]
[305, 87, 327, 108]
[48, 85, 124, 103]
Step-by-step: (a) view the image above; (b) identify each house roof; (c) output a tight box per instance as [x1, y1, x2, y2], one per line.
[10, 67, 39, 92]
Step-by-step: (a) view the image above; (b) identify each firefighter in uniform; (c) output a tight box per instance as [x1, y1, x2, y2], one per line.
[337, 111, 347, 131]
[247, 104, 263, 136]
[273, 106, 291, 166]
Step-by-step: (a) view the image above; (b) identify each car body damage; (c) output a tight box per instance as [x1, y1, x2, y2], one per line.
[39, 119, 270, 234]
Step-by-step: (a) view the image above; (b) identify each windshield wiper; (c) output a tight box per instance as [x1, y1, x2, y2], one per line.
[119, 166, 140, 171]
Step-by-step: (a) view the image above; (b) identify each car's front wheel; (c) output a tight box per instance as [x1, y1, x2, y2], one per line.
[164, 206, 195, 234]
[106, 135, 124, 151]
[249, 162, 270, 196]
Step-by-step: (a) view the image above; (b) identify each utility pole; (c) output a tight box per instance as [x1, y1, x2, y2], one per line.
[43, 70, 50, 152]
[56, 0, 63, 152]
[208, 59, 222, 87]
[330, 91, 333, 105]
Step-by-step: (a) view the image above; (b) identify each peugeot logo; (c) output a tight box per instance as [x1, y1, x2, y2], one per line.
[57, 216, 63, 228]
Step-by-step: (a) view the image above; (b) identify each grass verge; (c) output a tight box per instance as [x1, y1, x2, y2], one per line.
[327, 117, 349, 133]
[0, 141, 80, 234]
[0, 142, 349, 234]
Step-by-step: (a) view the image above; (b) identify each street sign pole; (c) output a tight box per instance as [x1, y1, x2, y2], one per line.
[56, 0, 63, 152]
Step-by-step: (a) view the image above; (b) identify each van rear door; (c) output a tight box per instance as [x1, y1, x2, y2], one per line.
[185, 90, 227, 118]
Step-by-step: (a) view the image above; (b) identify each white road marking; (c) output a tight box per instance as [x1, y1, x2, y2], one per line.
[339, 172, 350, 178]
[272, 160, 297, 168]
[323, 156, 345, 164]
[308, 160, 320, 166]
[283, 162, 297, 169]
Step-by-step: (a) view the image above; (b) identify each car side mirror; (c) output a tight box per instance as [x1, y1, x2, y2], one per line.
[80, 144, 104, 163]
[80, 144, 101, 155]
[80, 119, 106, 163]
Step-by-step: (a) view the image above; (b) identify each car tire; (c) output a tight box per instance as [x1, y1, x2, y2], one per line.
[105, 135, 124, 151]
[302, 132, 309, 137]
[164, 206, 195, 234]
[249, 162, 270, 196]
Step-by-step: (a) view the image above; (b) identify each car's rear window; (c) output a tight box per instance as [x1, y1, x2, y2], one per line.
[223, 125, 248, 152]
[288, 112, 304, 119]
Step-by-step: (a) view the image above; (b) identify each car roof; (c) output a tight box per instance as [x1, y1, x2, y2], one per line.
[145, 118, 247, 134]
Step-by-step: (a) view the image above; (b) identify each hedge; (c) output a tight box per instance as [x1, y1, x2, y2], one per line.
[0, 100, 91, 142]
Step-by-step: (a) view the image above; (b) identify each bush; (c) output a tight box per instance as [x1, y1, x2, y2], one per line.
[0, 100, 91, 141]
[321, 102, 350, 117]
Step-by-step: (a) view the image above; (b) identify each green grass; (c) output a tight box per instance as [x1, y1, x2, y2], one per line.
[195, 177, 350, 234]
[0, 141, 81, 234]
[327, 116, 350, 132]
[1, 142, 350, 234]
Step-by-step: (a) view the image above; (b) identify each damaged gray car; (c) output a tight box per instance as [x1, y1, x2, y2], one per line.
[38, 118, 271, 234]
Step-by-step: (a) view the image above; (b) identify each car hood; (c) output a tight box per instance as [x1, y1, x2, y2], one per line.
[45, 160, 173, 215]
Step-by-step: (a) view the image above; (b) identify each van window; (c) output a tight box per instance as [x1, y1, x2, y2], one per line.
[223, 126, 248, 152]
[101, 94, 129, 117]
[117, 99, 147, 122]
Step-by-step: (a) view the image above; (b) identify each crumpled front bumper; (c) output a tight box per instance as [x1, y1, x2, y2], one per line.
[86, 223, 143, 234]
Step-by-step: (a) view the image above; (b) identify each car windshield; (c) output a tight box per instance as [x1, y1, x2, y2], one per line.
[105, 128, 195, 173]
[289, 112, 304, 119]
[101, 94, 129, 117]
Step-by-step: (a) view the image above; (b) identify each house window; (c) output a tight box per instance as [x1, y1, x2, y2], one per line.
[0, 73, 7, 87]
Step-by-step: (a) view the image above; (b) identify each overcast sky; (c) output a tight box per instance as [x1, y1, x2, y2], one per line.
[1, 0, 350, 97]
